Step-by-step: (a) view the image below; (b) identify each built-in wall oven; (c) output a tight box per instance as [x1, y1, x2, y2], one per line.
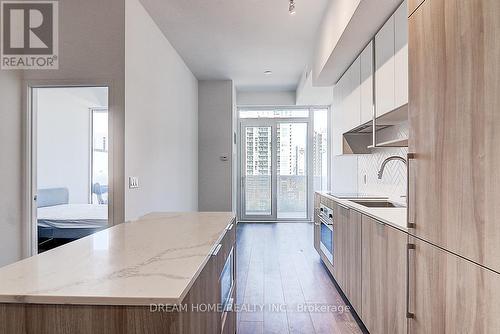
[319, 204, 334, 264]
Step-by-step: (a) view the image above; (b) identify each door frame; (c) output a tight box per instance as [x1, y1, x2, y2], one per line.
[25, 84, 112, 256]
[238, 115, 314, 222]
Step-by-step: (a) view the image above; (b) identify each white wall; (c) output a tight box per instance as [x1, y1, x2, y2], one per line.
[0, 0, 125, 267]
[198, 80, 234, 212]
[313, 0, 361, 83]
[295, 69, 333, 106]
[124, 0, 198, 221]
[37, 88, 108, 204]
[237, 90, 296, 106]
[0, 72, 23, 267]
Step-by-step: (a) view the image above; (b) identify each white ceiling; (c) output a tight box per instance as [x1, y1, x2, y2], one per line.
[139, 0, 330, 91]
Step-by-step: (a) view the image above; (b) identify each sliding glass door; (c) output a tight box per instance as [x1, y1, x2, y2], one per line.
[241, 124, 273, 218]
[240, 116, 312, 221]
[277, 122, 308, 219]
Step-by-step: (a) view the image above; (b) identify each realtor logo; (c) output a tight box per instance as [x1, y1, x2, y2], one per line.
[1, 1, 58, 69]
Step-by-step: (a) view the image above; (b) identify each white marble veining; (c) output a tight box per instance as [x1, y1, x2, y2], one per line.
[0, 212, 235, 306]
[319, 192, 407, 231]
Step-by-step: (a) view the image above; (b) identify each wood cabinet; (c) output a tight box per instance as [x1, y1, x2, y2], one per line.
[334, 205, 362, 312]
[375, 15, 395, 117]
[315, 197, 361, 312]
[408, 236, 500, 333]
[182, 256, 220, 333]
[361, 215, 407, 334]
[332, 202, 345, 286]
[408, 0, 425, 16]
[360, 41, 374, 124]
[313, 193, 321, 253]
[408, 0, 500, 272]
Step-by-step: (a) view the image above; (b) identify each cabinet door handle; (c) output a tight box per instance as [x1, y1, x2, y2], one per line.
[226, 297, 234, 312]
[212, 244, 222, 256]
[407, 153, 416, 229]
[406, 243, 416, 319]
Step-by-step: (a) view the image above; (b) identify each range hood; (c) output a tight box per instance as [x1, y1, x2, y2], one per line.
[342, 103, 408, 154]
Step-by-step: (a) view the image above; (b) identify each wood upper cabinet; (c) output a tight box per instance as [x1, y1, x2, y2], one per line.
[361, 215, 407, 334]
[375, 14, 395, 117]
[408, 0, 500, 272]
[408, 236, 500, 333]
[360, 41, 374, 124]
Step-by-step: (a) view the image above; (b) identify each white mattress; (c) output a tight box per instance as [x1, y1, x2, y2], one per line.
[38, 204, 108, 229]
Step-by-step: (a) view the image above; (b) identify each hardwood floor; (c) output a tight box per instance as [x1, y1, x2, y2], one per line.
[236, 222, 365, 334]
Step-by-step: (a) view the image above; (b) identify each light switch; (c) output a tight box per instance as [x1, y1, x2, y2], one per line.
[129, 176, 139, 189]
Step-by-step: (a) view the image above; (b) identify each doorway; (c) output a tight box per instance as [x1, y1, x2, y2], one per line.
[239, 108, 329, 222]
[29, 86, 110, 253]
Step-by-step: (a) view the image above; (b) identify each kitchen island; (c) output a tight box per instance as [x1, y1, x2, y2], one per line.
[0, 212, 236, 334]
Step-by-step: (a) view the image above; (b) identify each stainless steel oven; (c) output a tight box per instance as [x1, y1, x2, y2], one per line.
[319, 204, 334, 264]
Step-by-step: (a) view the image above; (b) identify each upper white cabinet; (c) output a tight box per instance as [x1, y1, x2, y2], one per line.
[394, 0, 408, 108]
[331, 1, 408, 155]
[332, 55, 362, 156]
[375, 15, 396, 117]
[343, 57, 361, 133]
[332, 77, 344, 156]
[360, 41, 374, 124]
[375, 0, 408, 117]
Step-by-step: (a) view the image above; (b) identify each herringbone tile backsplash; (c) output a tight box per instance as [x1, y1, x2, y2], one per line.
[358, 123, 408, 199]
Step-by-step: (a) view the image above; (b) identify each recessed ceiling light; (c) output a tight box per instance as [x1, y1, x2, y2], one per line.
[264, 70, 273, 75]
[289, 0, 296, 15]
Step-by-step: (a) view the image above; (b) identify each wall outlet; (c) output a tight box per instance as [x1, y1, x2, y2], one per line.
[129, 176, 139, 189]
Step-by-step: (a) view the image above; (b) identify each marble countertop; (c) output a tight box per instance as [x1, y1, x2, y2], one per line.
[318, 192, 408, 232]
[0, 212, 235, 306]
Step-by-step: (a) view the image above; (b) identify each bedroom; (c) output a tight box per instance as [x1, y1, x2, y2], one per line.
[34, 87, 109, 253]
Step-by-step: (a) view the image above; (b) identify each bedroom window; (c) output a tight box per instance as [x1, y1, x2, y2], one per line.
[91, 108, 109, 205]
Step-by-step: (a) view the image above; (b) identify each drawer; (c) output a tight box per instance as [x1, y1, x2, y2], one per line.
[213, 220, 236, 275]
[221, 287, 236, 334]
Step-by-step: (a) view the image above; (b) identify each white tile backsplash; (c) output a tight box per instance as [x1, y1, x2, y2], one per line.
[358, 123, 408, 200]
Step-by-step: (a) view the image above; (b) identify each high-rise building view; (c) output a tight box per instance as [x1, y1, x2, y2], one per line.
[277, 123, 307, 218]
[242, 108, 329, 218]
[244, 127, 272, 215]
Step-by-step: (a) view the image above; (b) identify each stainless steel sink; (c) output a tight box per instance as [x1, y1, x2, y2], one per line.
[350, 200, 406, 208]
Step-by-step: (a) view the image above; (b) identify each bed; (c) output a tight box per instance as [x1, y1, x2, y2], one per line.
[37, 188, 108, 242]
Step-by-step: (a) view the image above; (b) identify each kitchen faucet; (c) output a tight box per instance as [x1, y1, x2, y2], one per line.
[377, 156, 407, 179]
